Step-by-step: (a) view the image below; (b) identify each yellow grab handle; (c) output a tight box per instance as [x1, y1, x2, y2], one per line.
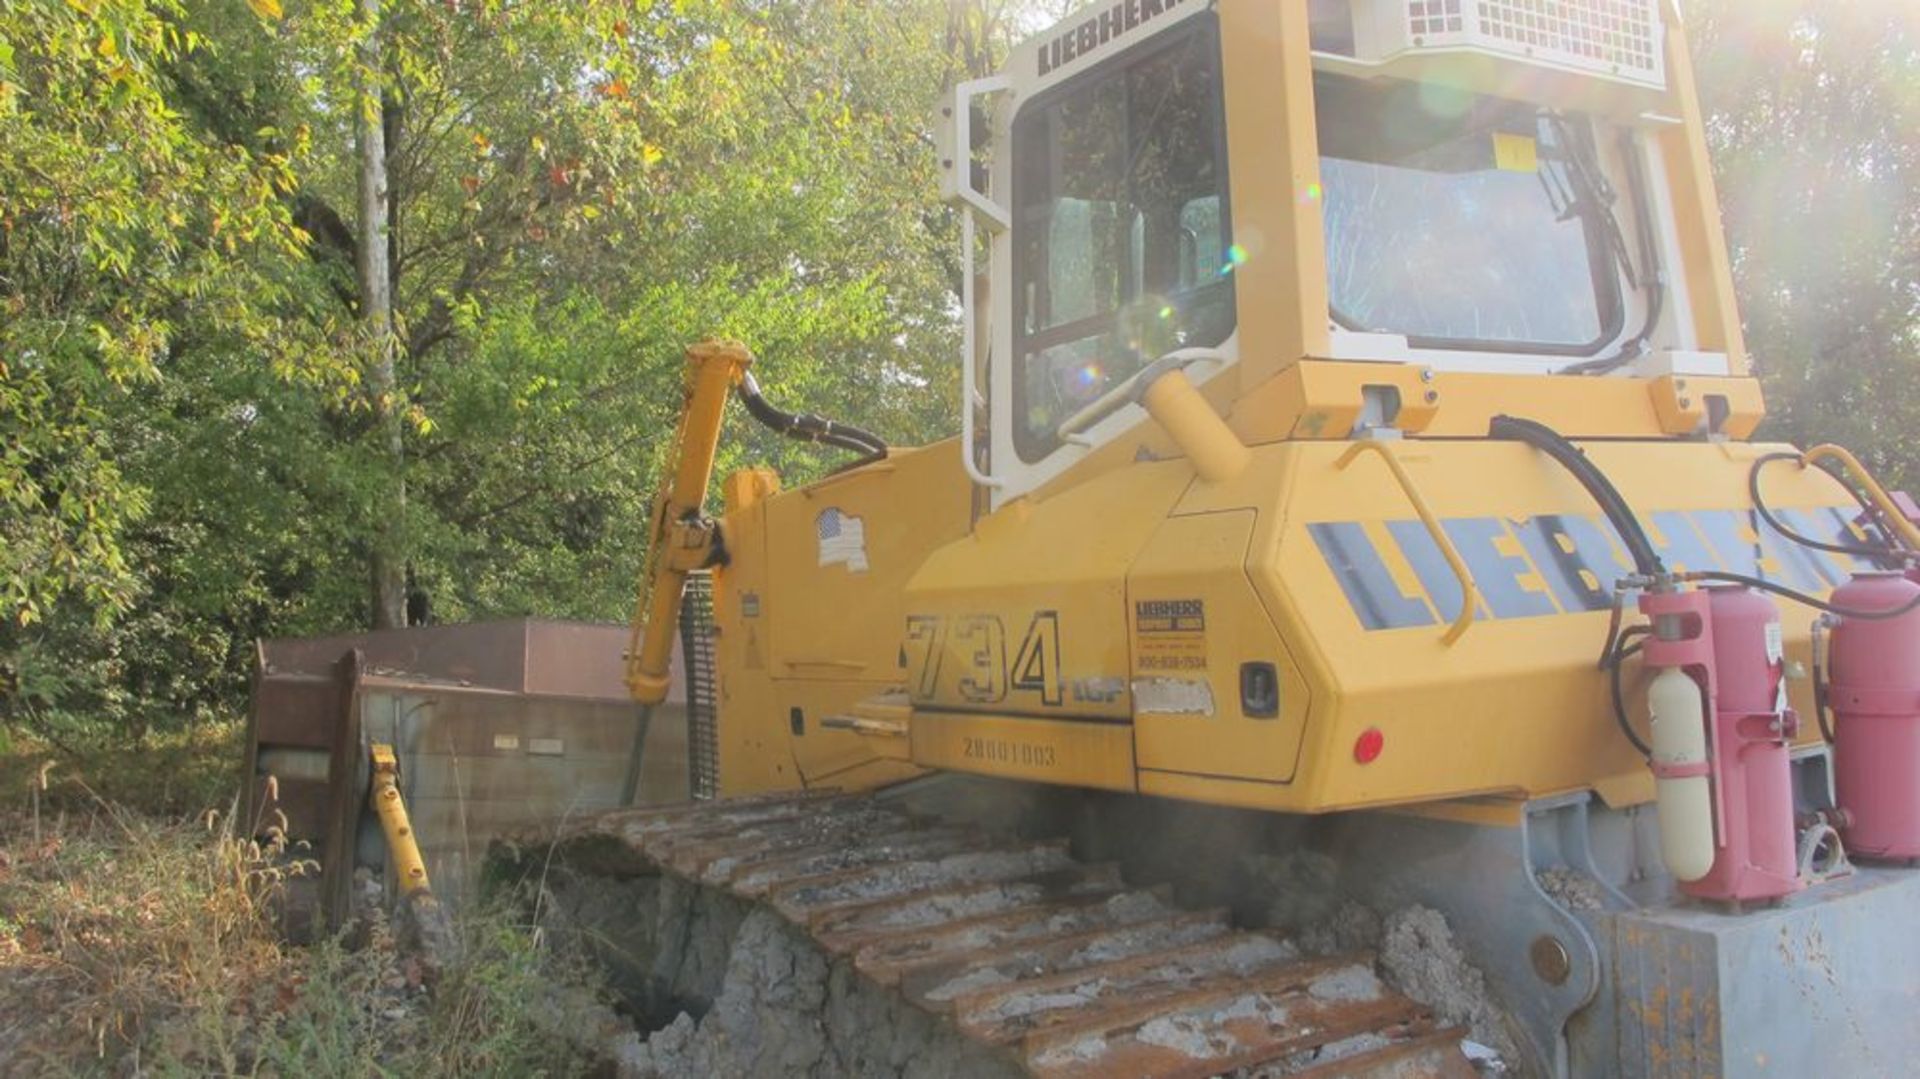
[1337, 440, 1479, 645]
[1803, 444, 1920, 553]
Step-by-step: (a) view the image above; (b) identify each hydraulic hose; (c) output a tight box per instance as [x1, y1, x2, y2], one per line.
[1561, 132, 1666, 377]
[1489, 415, 1665, 577]
[1490, 418, 1920, 758]
[1607, 625, 1655, 758]
[737, 372, 888, 459]
[1810, 615, 1836, 745]
[1750, 452, 1916, 563]
[1753, 453, 1909, 561]
[1491, 415, 1668, 760]
[1681, 571, 1920, 622]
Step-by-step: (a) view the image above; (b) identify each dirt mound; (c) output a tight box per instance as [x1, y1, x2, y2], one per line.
[1378, 906, 1518, 1068]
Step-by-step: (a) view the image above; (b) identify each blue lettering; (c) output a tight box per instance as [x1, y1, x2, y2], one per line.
[1688, 510, 1766, 579]
[1309, 522, 1435, 631]
[1386, 519, 1483, 624]
[1442, 518, 1560, 619]
[1648, 511, 1722, 576]
[1513, 513, 1629, 612]
[1313, 504, 1865, 633]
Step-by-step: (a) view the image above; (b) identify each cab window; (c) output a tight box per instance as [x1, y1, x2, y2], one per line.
[1011, 17, 1234, 462]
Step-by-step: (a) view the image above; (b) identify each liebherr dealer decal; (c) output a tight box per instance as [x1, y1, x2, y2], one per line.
[1134, 599, 1208, 671]
[1036, 0, 1197, 76]
[1312, 506, 1882, 631]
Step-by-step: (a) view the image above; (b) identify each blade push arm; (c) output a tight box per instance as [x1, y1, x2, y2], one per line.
[626, 341, 754, 705]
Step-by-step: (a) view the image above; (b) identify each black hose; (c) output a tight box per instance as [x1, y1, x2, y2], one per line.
[737, 372, 888, 459]
[1749, 452, 1911, 562]
[1811, 616, 1836, 745]
[1607, 624, 1655, 758]
[1561, 133, 1666, 377]
[1491, 416, 1672, 758]
[1684, 571, 1920, 622]
[1806, 452, 1920, 558]
[1490, 415, 1665, 577]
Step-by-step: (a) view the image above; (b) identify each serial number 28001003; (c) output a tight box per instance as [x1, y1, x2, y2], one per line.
[962, 736, 1057, 769]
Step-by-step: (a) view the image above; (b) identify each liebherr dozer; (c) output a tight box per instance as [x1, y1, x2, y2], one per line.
[590, 2, 1920, 1076]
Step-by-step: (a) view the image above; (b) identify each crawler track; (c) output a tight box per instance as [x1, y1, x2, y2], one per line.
[588, 792, 1474, 1078]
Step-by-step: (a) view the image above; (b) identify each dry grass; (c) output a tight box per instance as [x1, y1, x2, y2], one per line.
[0, 803, 309, 1074]
[0, 729, 620, 1077]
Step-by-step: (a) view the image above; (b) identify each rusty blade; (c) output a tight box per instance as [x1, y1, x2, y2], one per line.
[595, 789, 850, 840]
[766, 840, 1077, 918]
[651, 804, 912, 874]
[726, 828, 991, 896]
[638, 809, 821, 856]
[1285, 1025, 1478, 1079]
[576, 790, 1470, 1077]
[697, 826, 968, 885]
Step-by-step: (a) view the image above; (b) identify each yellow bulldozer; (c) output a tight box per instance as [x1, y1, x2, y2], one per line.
[273, 2, 1920, 1076]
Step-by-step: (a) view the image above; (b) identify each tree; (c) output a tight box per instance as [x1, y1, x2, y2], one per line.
[3, 0, 1049, 738]
[353, 0, 406, 628]
[1690, 1, 1919, 482]
[0, 0, 309, 625]
[0, 0, 326, 734]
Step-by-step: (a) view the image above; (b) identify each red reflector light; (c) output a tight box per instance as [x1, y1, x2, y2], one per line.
[1354, 728, 1385, 764]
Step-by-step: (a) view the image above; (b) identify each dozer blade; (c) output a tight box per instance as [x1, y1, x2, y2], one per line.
[586, 792, 1474, 1078]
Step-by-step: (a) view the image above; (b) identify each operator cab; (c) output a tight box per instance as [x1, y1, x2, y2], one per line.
[946, 0, 1730, 505]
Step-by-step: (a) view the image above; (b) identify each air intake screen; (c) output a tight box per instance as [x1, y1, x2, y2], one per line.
[1468, 1, 1658, 77]
[1408, 0, 1465, 38]
[1361, 0, 1666, 89]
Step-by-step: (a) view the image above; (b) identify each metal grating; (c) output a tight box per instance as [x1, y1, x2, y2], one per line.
[1408, 0, 1464, 37]
[1466, 0, 1658, 75]
[679, 571, 721, 801]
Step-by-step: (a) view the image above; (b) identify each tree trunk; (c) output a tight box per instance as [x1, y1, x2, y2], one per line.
[357, 0, 407, 630]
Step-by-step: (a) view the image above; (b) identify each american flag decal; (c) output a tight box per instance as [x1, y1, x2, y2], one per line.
[815, 508, 869, 572]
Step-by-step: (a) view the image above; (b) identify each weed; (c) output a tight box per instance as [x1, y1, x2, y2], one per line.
[0, 733, 624, 1077]
[0, 724, 243, 824]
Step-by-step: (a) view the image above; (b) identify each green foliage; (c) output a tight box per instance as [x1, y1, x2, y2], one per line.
[1691, 1, 1919, 481]
[0, 0, 317, 630]
[0, 723, 239, 817]
[2, 0, 1039, 738]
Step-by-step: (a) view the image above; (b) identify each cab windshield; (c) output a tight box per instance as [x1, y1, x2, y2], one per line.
[1316, 73, 1625, 354]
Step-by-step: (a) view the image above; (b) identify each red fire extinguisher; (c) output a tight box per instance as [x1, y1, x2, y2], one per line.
[1825, 571, 1920, 861]
[1641, 586, 1803, 903]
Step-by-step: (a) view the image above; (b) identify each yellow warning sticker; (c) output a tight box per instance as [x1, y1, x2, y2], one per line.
[1493, 132, 1539, 173]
